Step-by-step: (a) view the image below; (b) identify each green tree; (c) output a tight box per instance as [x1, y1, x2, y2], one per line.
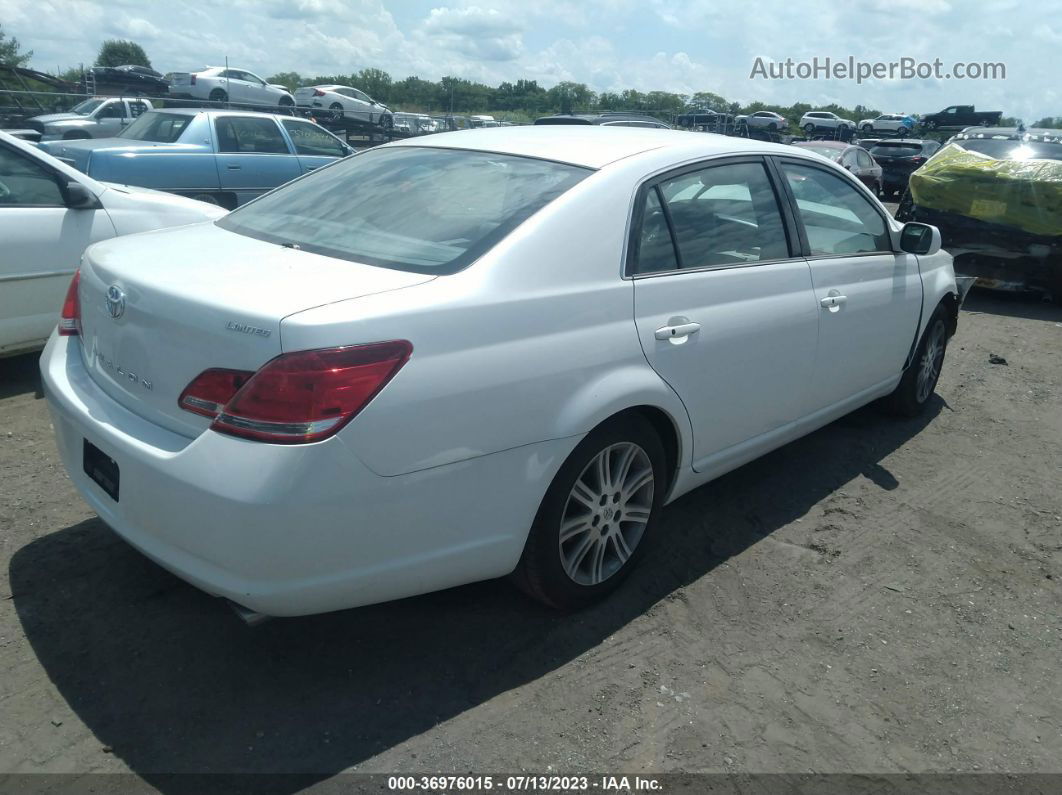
[1032, 117, 1062, 129]
[267, 71, 303, 92]
[0, 24, 32, 67]
[95, 39, 151, 69]
[354, 68, 392, 102]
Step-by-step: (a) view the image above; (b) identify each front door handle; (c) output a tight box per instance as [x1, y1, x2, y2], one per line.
[655, 321, 701, 340]
[820, 294, 848, 311]
[226, 164, 241, 170]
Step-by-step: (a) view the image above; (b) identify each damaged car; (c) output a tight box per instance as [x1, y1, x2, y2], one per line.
[896, 127, 1062, 297]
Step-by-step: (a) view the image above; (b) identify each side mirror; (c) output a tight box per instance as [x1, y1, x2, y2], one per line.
[64, 181, 99, 209]
[899, 222, 941, 256]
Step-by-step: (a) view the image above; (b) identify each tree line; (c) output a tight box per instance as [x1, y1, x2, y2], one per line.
[1, 26, 1058, 129]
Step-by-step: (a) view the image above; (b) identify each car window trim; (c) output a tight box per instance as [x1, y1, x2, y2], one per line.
[624, 154, 802, 279]
[770, 155, 896, 258]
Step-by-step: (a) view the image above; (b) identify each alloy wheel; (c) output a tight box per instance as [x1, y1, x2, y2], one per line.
[916, 321, 946, 403]
[558, 442, 654, 586]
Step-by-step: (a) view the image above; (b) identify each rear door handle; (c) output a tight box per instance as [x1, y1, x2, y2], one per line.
[655, 322, 701, 340]
[226, 164, 241, 170]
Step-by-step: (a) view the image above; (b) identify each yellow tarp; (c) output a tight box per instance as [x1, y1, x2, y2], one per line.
[908, 143, 1062, 237]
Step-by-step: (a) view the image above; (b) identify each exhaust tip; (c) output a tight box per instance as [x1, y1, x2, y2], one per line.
[226, 599, 272, 627]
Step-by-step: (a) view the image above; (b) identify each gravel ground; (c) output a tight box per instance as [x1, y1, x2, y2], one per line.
[1, 289, 1060, 793]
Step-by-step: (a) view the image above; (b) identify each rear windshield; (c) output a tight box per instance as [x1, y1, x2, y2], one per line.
[216, 146, 591, 274]
[956, 139, 1062, 162]
[117, 111, 193, 142]
[870, 143, 924, 157]
[70, 99, 104, 115]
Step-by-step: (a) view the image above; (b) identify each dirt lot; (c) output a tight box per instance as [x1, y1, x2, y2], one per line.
[1, 290, 1060, 792]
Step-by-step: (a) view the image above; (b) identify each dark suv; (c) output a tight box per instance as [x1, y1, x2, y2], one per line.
[869, 139, 941, 197]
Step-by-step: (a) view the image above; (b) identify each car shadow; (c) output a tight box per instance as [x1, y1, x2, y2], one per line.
[0, 352, 43, 401]
[10, 398, 942, 793]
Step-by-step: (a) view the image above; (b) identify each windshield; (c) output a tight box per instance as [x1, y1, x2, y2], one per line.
[957, 139, 1062, 162]
[797, 145, 843, 161]
[117, 111, 193, 142]
[216, 146, 591, 274]
[70, 99, 104, 115]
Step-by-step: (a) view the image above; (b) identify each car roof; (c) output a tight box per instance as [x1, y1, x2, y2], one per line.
[384, 126, 801, 169]
[870, 138, 936, 145]
[956, 127, 1061, 141]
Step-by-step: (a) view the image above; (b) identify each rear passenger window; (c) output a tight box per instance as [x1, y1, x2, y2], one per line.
[215, 117, 290, 154]
[782, 162, 891, 255]
[636, 161, 789, 272]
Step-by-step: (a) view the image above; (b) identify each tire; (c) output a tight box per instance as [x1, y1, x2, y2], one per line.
[897, 127, 909, 138]
[380, 112, 394, 130]
[883, 309, 948, 416]
[278, 96, 294, 108]
[328, 102, 344, 121]
[209, 88, 227, 104]
[926, 120, 937, 131]
[803, 123, 815, 133]
[862, 124, 873, 133]
[513, 415, 666, 610]
[190, 193, 221, 206]
[768, 122, 777, 131]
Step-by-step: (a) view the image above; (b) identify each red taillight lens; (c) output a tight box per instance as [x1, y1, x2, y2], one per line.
[178, 368, 254, 418]
[179, 341, 412, 444]
[313, 88, 325, 97]
[58, 270, 81, 336]
[910, 156, 926, 165]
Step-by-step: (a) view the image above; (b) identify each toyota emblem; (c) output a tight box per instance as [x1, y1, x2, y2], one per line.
[105, 285, 126, 320]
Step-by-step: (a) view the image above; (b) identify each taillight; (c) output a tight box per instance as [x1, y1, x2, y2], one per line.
[179, 341, 412, 444]
[313, 88, 325, 97]
[178, 369, 254, 418]
[910, 156, 926, 165]
[59, 270, 81, 336]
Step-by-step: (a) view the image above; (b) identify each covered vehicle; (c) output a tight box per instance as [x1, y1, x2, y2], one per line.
[39, 109, 353, 209]
[896, 127, 1062, 296]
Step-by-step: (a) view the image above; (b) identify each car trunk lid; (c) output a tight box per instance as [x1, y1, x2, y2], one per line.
[77, 222, 433, 438]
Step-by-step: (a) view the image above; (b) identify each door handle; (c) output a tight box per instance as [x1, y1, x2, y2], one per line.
[655, 322, 701, 340]
[305, 165, 319, 171]
[820, 294, 848, 311]
[227, 164, 241, 170]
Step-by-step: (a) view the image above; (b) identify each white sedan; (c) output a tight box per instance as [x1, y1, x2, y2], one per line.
[168, 67, 295, 108]
[41, 127, 963, 619]
[293, 84, 394, 128]
[0, 130, 225, 358]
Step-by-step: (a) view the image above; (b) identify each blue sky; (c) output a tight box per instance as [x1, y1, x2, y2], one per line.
[1, 0, 1058, 121]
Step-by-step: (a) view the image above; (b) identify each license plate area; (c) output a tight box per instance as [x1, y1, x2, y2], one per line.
[83, 439, 120, 502]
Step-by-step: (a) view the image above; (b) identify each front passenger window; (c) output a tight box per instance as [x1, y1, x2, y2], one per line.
[0, 146, 65, 206]
[782, 162, 891, 255]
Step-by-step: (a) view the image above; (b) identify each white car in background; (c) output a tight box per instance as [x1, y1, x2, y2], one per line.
[859, 113, 914, 136]
[800, 111, 856, 133]
[735, 110, 788, 131]
[41, 127, 962, 619]
[0, 130, 225, 357]
[294, 85, 394, 128]
[168, 67, 295, 108]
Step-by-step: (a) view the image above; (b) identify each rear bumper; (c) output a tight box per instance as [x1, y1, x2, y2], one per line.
[41, 333, 575, 616]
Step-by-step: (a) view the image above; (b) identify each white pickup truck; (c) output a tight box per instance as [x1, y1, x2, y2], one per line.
[27, 97, 154, 141]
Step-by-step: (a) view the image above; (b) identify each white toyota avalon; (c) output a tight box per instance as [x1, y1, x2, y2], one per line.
[41, 127, 962, 619]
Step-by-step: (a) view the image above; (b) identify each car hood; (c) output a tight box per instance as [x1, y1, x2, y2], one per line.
[29, 113, 88, 125]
